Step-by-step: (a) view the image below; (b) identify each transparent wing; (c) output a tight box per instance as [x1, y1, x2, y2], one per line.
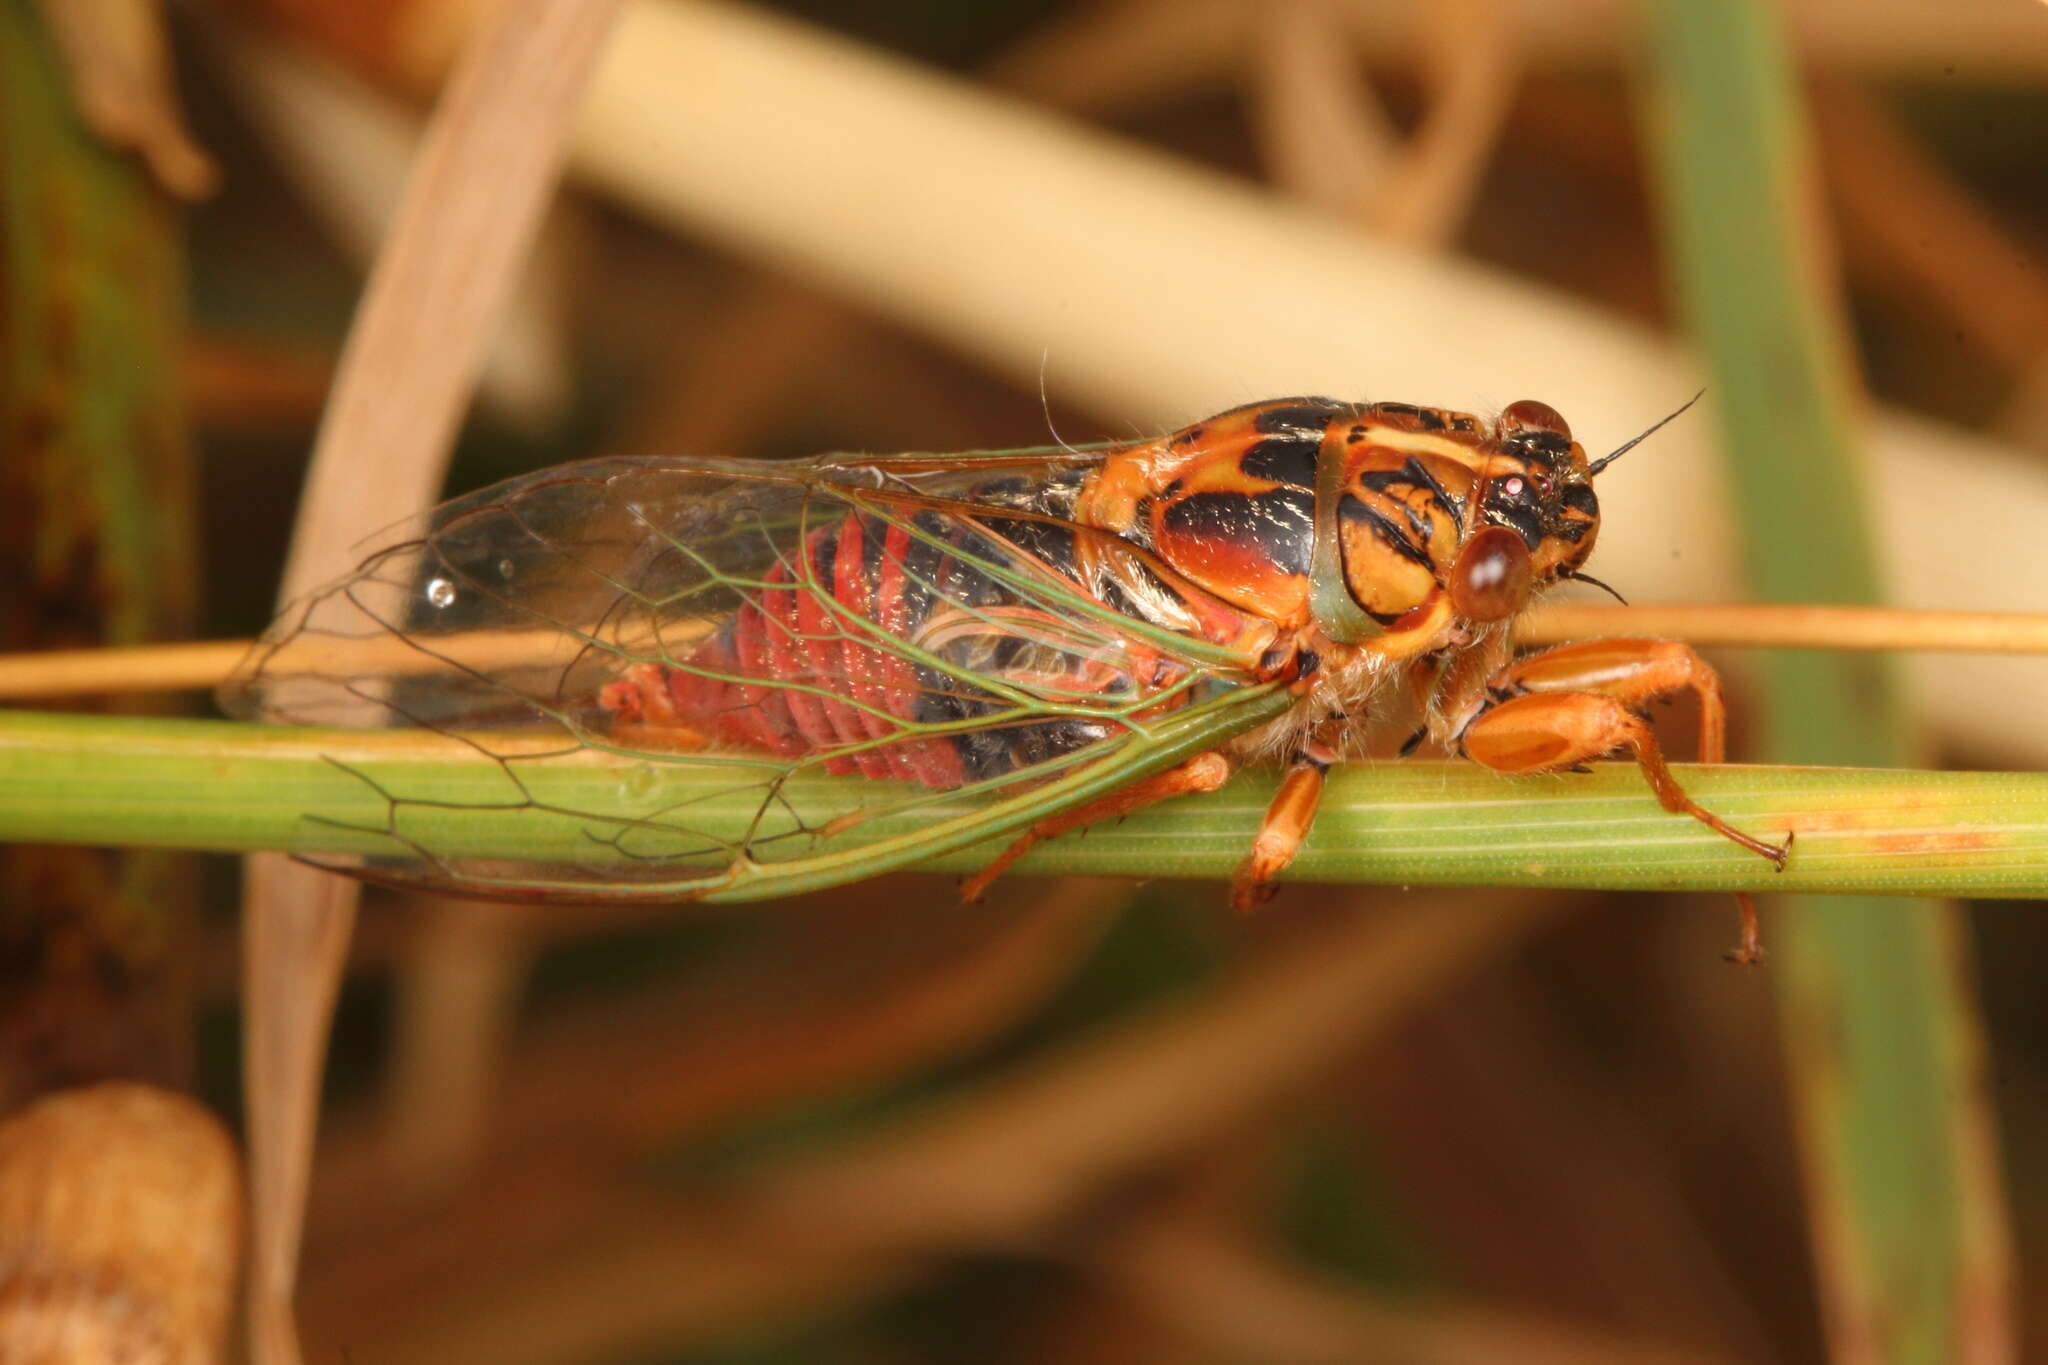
[222, 452, 1284, 902]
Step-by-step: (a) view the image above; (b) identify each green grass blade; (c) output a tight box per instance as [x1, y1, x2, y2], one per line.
[5, 710, 2048, 902]
[1647, 2, 2011, 1359]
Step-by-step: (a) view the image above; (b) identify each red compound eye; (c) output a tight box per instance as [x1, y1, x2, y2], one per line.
[1450, 526, 1533, 623]
[1500, 399, 1571, 442]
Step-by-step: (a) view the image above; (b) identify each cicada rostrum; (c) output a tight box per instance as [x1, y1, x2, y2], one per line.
[224, 396, 1788, 960]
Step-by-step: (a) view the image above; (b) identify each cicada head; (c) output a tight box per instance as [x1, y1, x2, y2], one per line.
[1447, 399, 1600, 624]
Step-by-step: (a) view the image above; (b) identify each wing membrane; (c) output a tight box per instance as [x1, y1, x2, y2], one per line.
[222, 451, 1280, 901]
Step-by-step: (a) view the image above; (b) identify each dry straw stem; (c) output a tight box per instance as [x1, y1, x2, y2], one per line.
[348, 0, 2048, 763]
[209, 25, 575, 425]
[0, 1084, 241, 1365]
[4, 601, 2047, 703]
[0, 639, 243, 698]
[1249, 0, 1399, 217]
[1364, 0, 1521, 245]
[232, 2, 623, 1363]
[1249, 0, 1516, 243]
[311, 897, 1573, 1365]
[1513, 603, 2048, 654]
[983, 0, 2048, 116]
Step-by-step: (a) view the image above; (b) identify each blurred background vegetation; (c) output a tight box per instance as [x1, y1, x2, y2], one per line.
[2, 0, 2046, 1362]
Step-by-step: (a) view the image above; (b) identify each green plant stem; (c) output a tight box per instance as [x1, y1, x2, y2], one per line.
[3, 711, 2046, 900]
[1649, 2, 2009, 1361]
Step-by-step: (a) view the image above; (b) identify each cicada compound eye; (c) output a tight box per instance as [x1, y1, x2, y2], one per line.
[1450, 525, 1534, 623]
[1499, 399, 1571, 442]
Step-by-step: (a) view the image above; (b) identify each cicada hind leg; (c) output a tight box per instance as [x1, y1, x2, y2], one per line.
[960, 753, 1235, 904]
[1454, 638, 1790, 964]
[961, 728, 1347, 911]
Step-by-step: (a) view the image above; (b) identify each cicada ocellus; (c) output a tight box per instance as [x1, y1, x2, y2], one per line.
[224, 396, 1788, 959]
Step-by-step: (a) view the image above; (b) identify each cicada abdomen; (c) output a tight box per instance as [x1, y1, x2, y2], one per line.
[598, 466, 1218, 789]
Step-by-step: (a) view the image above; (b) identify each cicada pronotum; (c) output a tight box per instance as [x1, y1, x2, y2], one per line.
[224, 396, 1789, 960]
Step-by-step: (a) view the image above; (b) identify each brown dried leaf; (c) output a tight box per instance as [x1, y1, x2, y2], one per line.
[235, 1, 625, 1361]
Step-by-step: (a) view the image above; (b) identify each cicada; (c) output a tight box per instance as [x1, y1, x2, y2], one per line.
[224, 396, 1788, 960]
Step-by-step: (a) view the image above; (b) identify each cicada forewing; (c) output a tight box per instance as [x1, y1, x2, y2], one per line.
[222, 451, 1293, 902]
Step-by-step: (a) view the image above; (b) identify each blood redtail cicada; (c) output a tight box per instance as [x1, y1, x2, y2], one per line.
[223, 396, 1788, 960]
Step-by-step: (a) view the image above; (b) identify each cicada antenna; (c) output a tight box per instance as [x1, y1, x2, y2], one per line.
[1587, 389, 1705, 477]
[1038, 347, 1086, 458]
[1561, 569, 1629, 605]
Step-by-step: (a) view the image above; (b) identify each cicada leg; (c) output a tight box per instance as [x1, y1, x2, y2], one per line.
[1231, 720, 1348, 911]
[1455, 638, 1789, 964]
[960, 752, 1234, 904]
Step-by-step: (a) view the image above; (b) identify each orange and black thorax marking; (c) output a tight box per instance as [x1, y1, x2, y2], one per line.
[1078, 396, 1600, 646]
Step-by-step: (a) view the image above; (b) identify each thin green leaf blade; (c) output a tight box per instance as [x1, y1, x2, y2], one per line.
[1646, 2, 2012, 1359]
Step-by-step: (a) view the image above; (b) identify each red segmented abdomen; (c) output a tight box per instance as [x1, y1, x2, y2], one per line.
[657, 507, 974, 788]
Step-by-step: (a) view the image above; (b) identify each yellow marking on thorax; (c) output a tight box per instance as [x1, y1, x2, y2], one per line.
[1352, 424, 1497, 472]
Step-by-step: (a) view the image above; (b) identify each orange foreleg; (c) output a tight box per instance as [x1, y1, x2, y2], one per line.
[1457, 639, 1787, 964]
[1233, 759, 1327, 912]
[1230, 719, 1348, 911]
[1493, 637, 1727, 761]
